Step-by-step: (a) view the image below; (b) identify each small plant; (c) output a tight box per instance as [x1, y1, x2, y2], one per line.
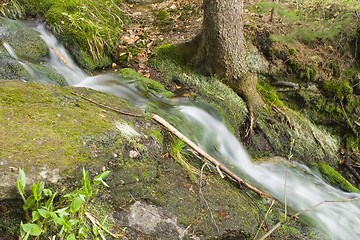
[16, 167, 115, 240]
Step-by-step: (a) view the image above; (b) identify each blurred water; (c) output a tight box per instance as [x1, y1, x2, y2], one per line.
[3, 17, 360, 239]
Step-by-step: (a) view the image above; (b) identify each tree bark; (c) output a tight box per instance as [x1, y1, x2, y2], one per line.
[182, 0, 264, 131]
[193, 0, 246, 79]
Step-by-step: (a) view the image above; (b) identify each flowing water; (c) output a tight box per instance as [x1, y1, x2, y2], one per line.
[2, 17, 360, 239]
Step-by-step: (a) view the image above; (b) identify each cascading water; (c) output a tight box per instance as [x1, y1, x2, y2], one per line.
[3, 17, 360, 239]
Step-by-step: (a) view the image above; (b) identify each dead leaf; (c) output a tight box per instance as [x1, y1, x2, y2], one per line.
[136, 50, 147, 69]
[127, 51, 133, 62]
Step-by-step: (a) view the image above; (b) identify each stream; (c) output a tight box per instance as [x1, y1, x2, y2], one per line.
[2, 17, 360, 239]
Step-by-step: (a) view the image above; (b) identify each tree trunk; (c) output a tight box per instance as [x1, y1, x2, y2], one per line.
[193, 0, 246, 79]
[182, 0, 264, 132]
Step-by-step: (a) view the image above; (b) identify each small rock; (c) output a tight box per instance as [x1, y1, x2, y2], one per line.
[129, 150, 140, 158]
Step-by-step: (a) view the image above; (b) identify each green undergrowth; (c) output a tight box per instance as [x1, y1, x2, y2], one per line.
[318, 163, 360, 193]
[253, 0, 358, 45]
[149, 44, 248, 133]
[5, 0, 127, 69]
[257, 78, 286, 108]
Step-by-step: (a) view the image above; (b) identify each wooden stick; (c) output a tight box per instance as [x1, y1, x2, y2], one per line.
[151, 114, 270, 198]
[50, 47, 72, 68]
[70, 91, 143, 117]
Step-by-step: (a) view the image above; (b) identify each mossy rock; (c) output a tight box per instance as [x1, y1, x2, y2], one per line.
[0, 57, 30, 80]
[318, 163, 360, 193]
[118, 68, 174, 98]
[15, 0, 126, 70]
[0, 18, 49, 63]
[0, 79, 323, 239]
[0, 80, 143, 199]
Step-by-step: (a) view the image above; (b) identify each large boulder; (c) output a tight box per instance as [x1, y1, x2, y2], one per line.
[0, 80, 323, 239]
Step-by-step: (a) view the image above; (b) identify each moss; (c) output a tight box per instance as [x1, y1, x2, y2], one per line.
[320, 79, 353, 100]
[318, 163, 360, 193]
[16, 0, 126, 70]
[118, 68, 174, 98]
[151, 44, 186, 66]
[257, 81, 286, 107]
[289, 47, 296, 55]
[150, 44, 248, 134]
[153, 9, 173, 32]
[0, 80, 143, 178]
[0, 199, 24, 237]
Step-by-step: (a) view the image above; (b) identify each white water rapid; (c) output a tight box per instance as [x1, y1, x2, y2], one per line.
[4, 18, 360, 239]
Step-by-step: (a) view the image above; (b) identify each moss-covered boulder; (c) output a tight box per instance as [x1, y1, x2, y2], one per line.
[0, 18, 67, 85]
[0, 18, 49, 63]
[0, 80, 323, 239]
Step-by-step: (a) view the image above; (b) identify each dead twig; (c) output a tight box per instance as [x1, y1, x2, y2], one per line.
[253, 199, 276, 240]
[85, 212, 120, 239]
[70, 91, 143, 117]
[151, 114, 271, 199]
[259, 198, 360, 240]
[199, 163, 219, 234]
[183, 209, 209, 235]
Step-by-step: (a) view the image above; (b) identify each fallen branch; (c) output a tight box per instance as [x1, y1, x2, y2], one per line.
[51, 47, 72, 68]
[151, 114, 270, 198]
[70, 91, 143, 117]
[259, 198, 360, 240]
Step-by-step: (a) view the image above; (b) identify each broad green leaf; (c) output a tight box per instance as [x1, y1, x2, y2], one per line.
[32, 211, 40, 222]
[20, 222, 43, 236]
[82, 169, 92, 196]
[50, 212, 62, 225]
[94, 171, 110, 187]
[24, 196, 36, 210]
[62, 220, 73, 233]
[66, 233, 76, 240]
[16, 168, 26, 199]
[32, 182, 45, 201]
[45, 191, 57, 209]
[69, 219, 79, 226]
[43, 188, 53, 197]
[70, 196, 83, 213]
[38, 208, 50, 218]
[55, 207, 69, 218]
[64, 193, 76, 200]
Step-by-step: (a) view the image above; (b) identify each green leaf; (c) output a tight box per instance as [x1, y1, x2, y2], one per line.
[38, 208, 50, 218]
[55, 207, 70, 218]
[45, 191, 57, 210]
[66, 233, 76, 240]
[70, 196, 83, 213]
[16, 168, 26, 199]
[50, 212, 62, 225]
[32, 182, 44, 201]
[20, 222, 43, 236]
[94, 171, 110, 187]
[32, 211, 40, 222]
[24, 196, 36, 210]
[43, 188, 53, 197]
[82, 168, 92, 196]
[64, 193, 75, 200]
